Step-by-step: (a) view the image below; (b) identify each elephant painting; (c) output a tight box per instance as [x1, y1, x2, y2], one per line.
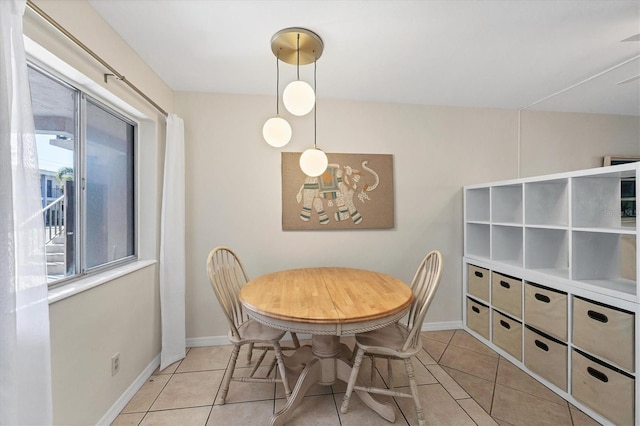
[296, 161, 380, 225]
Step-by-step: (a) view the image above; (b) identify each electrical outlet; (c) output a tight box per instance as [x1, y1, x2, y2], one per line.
[111, 353, 120, 376]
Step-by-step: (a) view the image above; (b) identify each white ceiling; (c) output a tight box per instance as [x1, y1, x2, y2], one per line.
[87, 0, 640, 115]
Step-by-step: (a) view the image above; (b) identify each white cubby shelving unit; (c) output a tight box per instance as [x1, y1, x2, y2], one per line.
[463, 162, 639, 426]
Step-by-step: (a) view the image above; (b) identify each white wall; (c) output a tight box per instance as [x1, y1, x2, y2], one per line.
[176, 92, 520, 339]
[49, 267, 160, 425]
[177, 93, 639, 341]
[520, 110, 640, 176]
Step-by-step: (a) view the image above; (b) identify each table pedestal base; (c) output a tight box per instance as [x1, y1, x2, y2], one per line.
[270, 335, 396, 426]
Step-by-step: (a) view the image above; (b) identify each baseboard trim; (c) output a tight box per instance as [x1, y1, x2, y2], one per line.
[421, 320, 463, 332]
[97, 353, 160, 426]
[186, 335, 232, 347]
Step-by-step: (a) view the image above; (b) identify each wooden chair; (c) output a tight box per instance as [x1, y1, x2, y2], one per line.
[340, 250, 443, 426]
[207, 246, 299, 404]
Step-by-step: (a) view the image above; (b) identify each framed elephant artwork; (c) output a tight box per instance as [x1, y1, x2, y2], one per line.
[281, 152, 395, 230]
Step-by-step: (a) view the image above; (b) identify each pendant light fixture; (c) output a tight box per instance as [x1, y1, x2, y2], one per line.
[269, 27, 328, 177]
[271, 28, 323, 117]
[262, 56, 292, 147]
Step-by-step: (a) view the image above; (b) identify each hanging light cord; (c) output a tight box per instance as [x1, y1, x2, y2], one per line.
[296, 33, 301, 80]
[275, 55, 280, 115]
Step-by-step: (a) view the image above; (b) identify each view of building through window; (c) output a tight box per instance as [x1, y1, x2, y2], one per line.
[29, 64, 136, 284]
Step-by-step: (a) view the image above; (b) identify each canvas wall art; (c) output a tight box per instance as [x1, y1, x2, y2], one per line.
[282, 152, 394, 230]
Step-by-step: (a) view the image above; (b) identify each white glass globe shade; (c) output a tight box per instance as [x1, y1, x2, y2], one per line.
[299, 148, 328, 177]
[283, 80, 315, 116]
[262, 116, 292, 147]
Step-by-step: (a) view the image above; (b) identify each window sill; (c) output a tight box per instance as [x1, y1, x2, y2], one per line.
[48, 259, 157, 304]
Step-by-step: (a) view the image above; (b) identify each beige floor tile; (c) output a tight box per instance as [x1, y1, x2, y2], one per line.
[457, 398, 499, 426]
[395, 383, 475, 425]
[273, 394, 340, 425]
[414, 348, 437, 365]
[330, 357, 385, 394]
[117, 332, 603, 426]
[450, 329, 499, 358]
[491, 384, 572, 426]
[495, 357, 566, 405]
[375, 357, 438, 388]
[421, 330, 456, 344]
[121, 374, 171, 413]
[335, 392, 407, 425]
[151, 371, 223, 410]
[438, 344, 498, 382]
[110, 412, 145, 425]
[422, 337, 448, 362]
[140, 406, 211, 426]
[442, 366, 494, 412]
[425, 364, 469, 400]
[218, 366, 277, 404]
[569, 407, 602, 426]
[275, 356, 346, 397]
[176, 346, 235, 373]
[207, 400, 274, 425]
[494, 419, 515, 426]
[153, 359, 183, 375]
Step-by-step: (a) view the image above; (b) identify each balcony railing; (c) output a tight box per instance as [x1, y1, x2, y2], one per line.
[43, 194, 64, 244]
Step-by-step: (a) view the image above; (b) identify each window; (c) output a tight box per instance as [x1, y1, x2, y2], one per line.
[28, 64, 136, 285]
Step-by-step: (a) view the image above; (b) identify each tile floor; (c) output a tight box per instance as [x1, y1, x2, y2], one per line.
[111, 329, 601, 425]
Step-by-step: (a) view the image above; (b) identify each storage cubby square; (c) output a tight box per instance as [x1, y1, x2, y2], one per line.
[525, 179, 568, 226]
[466, 223, 490, 258]
[492, 225, 523, 266]
[572, 173, 635, 230]
[492, 184, 523, 224]
[525, 228, 569, 278]
[466, 187, 490, 222]
[572, 231, 636, 296]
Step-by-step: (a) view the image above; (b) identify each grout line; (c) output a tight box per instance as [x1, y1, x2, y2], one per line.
[568, 403, 576, 426]
[145, 404, 214, 412]
[440, 364, 495, 386]
[329, 392, 344, 425]
[489, 356, 501, 417]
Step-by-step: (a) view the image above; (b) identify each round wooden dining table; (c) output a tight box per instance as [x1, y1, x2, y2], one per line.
[239, 267, 413, 426]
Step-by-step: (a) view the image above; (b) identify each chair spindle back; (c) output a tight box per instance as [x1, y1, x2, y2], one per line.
[402, 250, 443, 352]
[207, 246, 251, 339]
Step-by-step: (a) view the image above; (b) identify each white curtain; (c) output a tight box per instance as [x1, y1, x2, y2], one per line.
[160, 113, 186, 370]
[0, 0, 53, 424]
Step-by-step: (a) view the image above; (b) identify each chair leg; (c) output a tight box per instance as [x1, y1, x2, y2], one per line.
[341, 347, 365, 414]
[246, 342, 254, 363]
[273, 343, 291, 399]
[291, 332, 300, 348]
[387, 357, 393, 391]
[405, 358, 425, 426]
[265, 355, 277, 378]
[369, 355, 376, 385]
[249, 347, 269, 377]
[219, 344, 240, 405]
[349, 345, 359, 362]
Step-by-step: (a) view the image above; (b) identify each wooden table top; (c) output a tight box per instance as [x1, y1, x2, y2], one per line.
[239, 267, 413, 324]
